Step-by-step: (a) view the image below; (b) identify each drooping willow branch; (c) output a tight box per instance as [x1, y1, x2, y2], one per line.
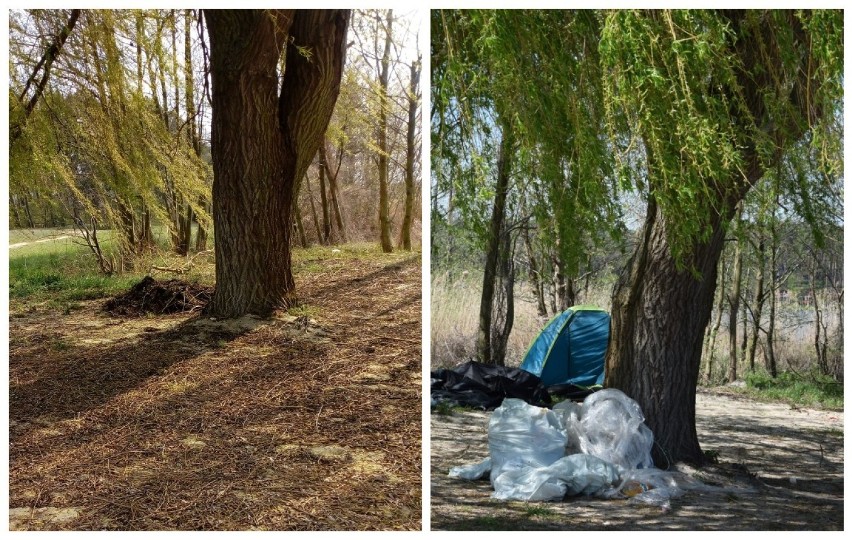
[11, 9, 82, 145]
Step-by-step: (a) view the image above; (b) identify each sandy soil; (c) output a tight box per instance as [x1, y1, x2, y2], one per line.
[431, 389, 843, 530]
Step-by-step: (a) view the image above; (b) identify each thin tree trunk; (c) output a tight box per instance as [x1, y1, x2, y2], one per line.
[523, 228, 548, 317]
[491, 228, 515, 365]
[305, 174, 323, 242]
[11, 9, 81, 144]
[747, 239, 766, 371]
[401, 57, 420, 251]
[740, 285, 749, 372]
[810, 258, 828, 375]
[318, 151, 331, 244]
[22, 195, 36, 228]
[552, 249, 576, 311]
[295, 199, 308, 247]
[476, 121, 513, 365]
[10, 197, 23, 228]
[766, 225, 779, 378]
[377, 10, 394, 253]
[704, 254, 727, 381]
[321, 137, 347, 242]
[727, 206, 744, 383]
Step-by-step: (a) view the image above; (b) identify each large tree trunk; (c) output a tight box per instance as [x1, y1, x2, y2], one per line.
[607, 196, 730, 466]
[204, 9, 349, 318]
[476, 122, 513, 365]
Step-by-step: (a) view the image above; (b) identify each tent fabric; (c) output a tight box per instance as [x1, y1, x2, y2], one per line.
[519, 306, 610, 387]
[431, 360, 552, 409]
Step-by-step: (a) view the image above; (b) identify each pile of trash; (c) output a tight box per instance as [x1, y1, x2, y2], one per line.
[449, 389, 741, 507]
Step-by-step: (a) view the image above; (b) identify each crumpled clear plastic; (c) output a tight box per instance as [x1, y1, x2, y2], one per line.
[557, 388, 654, 470]
[491, 454, 620, 502]
[448, 457, 491, 480]
[449, 390, 745, 507]
[487, 398, 567, 484]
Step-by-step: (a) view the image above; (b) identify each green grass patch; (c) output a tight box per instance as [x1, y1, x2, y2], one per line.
[9, 227, 75, 245]
[287, 303, 322, 319]
[9, 228, 418, 310]
[433, 401, 456, 416]
[10, 250, 141, 305]
[742, 370, 843, 409]
[520, 504, 556, 518]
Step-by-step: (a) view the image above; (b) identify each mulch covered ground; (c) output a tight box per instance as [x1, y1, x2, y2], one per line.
[9, 253, 422, 530]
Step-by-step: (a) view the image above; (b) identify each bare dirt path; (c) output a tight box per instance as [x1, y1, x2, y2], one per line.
[9, 230, 77, 249]
[9, 254, 421, 530]
[431, 390, 843, 530]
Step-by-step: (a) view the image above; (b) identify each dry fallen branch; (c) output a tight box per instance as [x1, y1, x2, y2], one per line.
[149, 250, 214, 275]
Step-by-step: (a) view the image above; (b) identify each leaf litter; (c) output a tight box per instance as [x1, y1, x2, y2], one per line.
[9, 254, 422, 530]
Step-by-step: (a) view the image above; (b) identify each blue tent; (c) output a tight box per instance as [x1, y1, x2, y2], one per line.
[519, 306, 610, 387]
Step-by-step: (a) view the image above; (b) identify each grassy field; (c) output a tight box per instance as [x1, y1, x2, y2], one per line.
[9, 226, 406, 310]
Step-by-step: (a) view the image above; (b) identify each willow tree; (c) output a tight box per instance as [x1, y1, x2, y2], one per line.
[434, 9, 842, 465]
[9, 9, 210, 265]
[601, 10, 842, 464]
[203, 9, 350, 317]
[433, 10, 619, 365]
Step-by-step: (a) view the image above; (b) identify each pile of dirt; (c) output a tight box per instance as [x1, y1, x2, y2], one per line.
[103, 276, 212, 316]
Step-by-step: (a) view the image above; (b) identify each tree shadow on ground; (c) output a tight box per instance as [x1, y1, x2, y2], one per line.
[9, 316, 248, 428]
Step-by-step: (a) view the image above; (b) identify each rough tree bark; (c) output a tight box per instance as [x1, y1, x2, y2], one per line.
[606, 11, 823, 465]
[607, 195, 733, 466]
[204, 9, 349, 318]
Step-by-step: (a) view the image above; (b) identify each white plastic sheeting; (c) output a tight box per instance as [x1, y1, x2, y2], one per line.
[555, 388, 654, 470]
[449, 389, 721, 506]
[492, 454, 620, 502]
